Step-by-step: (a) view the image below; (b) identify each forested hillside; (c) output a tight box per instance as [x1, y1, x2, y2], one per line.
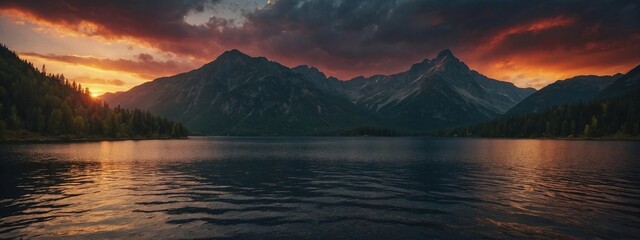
[0, 44, 188, 140]
[436, 90, 640, 138]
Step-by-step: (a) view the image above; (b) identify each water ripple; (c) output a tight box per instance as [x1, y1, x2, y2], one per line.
[1, 137, 639, 239]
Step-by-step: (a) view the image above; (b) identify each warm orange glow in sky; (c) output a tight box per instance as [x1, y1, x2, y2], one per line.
[1, 0, 638, 95]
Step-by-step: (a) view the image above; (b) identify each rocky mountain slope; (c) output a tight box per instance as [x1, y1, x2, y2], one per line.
[101, 50, 379, 135]
[597, 64, 640, 100]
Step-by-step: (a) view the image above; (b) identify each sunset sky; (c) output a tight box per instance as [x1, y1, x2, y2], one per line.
[0, 0, 638, 96]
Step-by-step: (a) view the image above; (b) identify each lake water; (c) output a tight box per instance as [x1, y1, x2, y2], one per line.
[0, 137, 639, 239]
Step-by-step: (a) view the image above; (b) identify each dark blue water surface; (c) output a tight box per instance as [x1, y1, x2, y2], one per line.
[1, 137, 639, 239]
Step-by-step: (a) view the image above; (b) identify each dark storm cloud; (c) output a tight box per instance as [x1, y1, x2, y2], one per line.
[0, 0, 216, 36]
[239, 0, 639, 77]
[0, 0, 227, 57]
[2, 0, 638, 80]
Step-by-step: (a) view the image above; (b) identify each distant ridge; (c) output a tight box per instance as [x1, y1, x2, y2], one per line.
[505, 75, 619, 116]
[597, 64, 640, 99]
[439, 64, 640, 139]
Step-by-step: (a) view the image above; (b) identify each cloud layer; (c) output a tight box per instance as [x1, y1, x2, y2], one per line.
[19, 52, 196, 79]
[1, 0, 638, 88]
[71, 77, 126, 87]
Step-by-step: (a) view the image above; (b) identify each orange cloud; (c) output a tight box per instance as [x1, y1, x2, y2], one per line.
[19, 52, 199, 79]
[487, 16, 575, 48]
[72, 76, 126, 86]
[0, 6, 225, 63]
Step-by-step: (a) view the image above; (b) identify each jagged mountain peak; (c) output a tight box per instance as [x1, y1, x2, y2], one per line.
[197, 49, 276, 73]
[213, 49, 253, 63]
[434, 49, 460, 63]
[292, 65, 328, 81]
[431, 49, 469, 72]
[292, 65, 321, 73]
[220, 49, 249, 57]
[436, 49, 455, 59]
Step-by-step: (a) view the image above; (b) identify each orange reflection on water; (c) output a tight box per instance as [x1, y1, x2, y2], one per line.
[462, 139, 631, 236]
[1, 138, 637, 238]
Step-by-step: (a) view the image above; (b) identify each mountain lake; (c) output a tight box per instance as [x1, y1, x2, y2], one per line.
[1, 137, 639, 239]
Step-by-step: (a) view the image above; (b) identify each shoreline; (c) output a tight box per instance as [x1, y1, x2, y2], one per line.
[2, 135, 639, 144]
[172, 135, 640, 141]
[0, 135, 189, 144]
[0, 137, 189, 144]
[434, 136, 640, 141]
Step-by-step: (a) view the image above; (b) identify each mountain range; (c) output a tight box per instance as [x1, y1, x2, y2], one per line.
[0, 38, 635, 138]
[101, 49, 537, 135]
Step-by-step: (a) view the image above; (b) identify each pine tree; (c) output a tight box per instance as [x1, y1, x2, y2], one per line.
[0, 44, 189, 140]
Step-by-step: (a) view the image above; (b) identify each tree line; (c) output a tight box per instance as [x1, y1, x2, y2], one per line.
[434, 90, 640, 139]
[338, 126, 402, 136]
[0, 44, 188, 139]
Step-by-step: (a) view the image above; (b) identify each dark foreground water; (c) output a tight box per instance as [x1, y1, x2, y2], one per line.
[0, 137, 639, 239]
